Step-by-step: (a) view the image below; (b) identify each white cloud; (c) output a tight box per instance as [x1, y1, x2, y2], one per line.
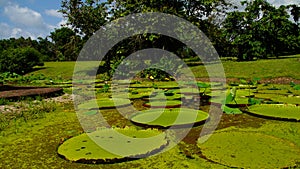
[0, 22, 36, 39]
[4, 4, 47, 29]
[45, 9, 63, 18]
[268, 0, 300, 7]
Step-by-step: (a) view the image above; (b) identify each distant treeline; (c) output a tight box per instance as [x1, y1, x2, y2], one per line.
[0, 0, 299, 74]
[0, 27, 84, 62]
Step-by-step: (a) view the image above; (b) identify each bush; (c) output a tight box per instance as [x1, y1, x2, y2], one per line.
[0, 47, 44, 74]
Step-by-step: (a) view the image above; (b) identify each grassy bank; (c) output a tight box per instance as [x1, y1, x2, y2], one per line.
[30, 54, 300, 81]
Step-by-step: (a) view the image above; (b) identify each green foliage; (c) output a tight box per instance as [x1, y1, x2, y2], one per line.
[225, 87, 237, 104]
[0, 47, 44, 74]
[221, 105, 242, 114]
[0, 100, 57, 132]
[49, 27, 83, 61]
[0, 72, 51, 84]
[0, 98, 10, 105]
[130, 108, 209, 127]
[102, 83, 110, 93]
[248, 97, 262, 105]
[60, 0, 231, 76]
[223, 0, 300, 60]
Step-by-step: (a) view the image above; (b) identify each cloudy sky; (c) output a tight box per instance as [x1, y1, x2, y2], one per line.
[0, 0, 298, 40]
[0, 0, 64, 39]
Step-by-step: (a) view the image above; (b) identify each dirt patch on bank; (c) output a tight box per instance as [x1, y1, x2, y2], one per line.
[0, 85, 63, 100]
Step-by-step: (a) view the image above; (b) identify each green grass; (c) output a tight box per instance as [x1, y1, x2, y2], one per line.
[189, 54, 300, 79]
[28, 54, 300, 82]
[31, 61, 103, 80]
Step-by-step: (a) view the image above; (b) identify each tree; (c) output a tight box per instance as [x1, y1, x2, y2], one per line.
[36, 37, 56, 61]
[60, 0, 108, 39]
[0, 47, 44, 74]
[50, 27, 83, 61]
[223, 0, 300, 60]
[60, 0, 231, 75]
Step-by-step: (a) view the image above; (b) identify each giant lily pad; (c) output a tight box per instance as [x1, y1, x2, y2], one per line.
[130, 108, 209, 128]
[143, 92, 182, 101]
[175, 88, 200, 95]
[78, 98, 131, 110]
[271, 95, 300, 105]
[198, 130, 300, 168]
[58, 128, 168, 163]
[247, 104, 300, 121]
[143, 100, 182, 108]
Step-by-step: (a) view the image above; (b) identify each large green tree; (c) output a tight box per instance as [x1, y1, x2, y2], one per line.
[223, 0, 299, 60]
[50, 27, 83, 61]
[60, 0, 230, 39]
[60, 0, 231, 75]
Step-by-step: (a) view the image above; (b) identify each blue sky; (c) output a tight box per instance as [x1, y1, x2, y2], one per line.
[0, 0, 64, 39]
[0, 0, 298, 40]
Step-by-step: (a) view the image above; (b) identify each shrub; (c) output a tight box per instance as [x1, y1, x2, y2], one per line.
[0, 47, 44, 74]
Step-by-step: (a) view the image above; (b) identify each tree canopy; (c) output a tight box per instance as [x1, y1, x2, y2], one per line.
[223, 0, 300, 60]
[0, 0, 299, 75]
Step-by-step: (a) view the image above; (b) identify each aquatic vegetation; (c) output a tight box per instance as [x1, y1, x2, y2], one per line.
[198, 130, 300, 168]
[143, 100, 182, 108]
[221, 105, 243, 114]
[247, 104, 300, 121]
[78, 98, 131, 110]
[130, 108, 209, 127]
[57, 127, 168, 163]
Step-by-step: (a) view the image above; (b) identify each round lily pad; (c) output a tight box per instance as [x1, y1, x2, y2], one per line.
[130, 108, 209, 128]
[78, 98, 131, 110]
[247, 104, 300, 121]
[129, 83, 153, 88]
[197, 131, 300, 168]
[143, 100, 182, 108]
[113, 92, 151, 99]
[143, 92, 182, 101]
[157, 85, 179, 89]
[84, 110, 98, 116]
[175, 88, 200, 95]
[271, 95, 300, 105]
[58, 128, 168, 163]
